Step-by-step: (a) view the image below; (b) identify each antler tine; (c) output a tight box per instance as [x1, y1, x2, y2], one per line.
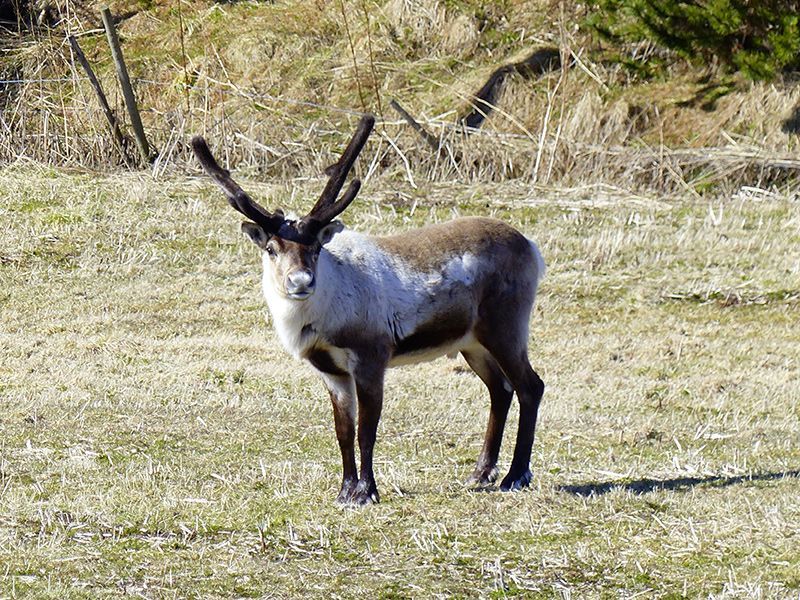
[305, 178, 362, 226]
[305, 114, 375, 224]
[191, 136, 283, 232]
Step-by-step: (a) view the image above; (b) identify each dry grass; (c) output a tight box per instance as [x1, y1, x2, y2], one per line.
[1, 163, 799, 597]
[2, 0, 800, 198]
[2, 2, 800, 596]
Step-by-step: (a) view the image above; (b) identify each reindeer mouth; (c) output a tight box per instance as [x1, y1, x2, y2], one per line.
[288, 290, 313, 301]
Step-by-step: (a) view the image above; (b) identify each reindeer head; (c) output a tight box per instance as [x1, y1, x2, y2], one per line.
[192, 115, 375, 300]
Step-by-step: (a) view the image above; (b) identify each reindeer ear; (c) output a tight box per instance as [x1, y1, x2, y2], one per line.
[241, 221, 270, 249]
[317, 220, 344, 245]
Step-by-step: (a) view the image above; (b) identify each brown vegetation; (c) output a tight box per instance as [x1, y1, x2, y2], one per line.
[0, 0, 798, 198]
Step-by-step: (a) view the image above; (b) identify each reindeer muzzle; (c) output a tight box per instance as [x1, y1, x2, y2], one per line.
[286, 270, 316, 300]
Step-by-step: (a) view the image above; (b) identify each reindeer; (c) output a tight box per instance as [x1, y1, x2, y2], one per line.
[191, 115, 545, 505]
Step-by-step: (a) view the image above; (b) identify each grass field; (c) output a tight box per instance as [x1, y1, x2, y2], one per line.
[1, 163, 799, 598]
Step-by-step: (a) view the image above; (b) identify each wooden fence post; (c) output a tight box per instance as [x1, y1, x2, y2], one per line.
[101, 7, 152, 164]
[68, 35, 133, 168]
[390, 99, 460, 167]
[389, 99, 441, 154]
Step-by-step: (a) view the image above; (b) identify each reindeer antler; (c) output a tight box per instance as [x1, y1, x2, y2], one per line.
[301, 114, 375, 230]
[191, 136, 284, 234]
[193, 114, 374, 244]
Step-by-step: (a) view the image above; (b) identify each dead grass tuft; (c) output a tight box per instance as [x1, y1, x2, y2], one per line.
[1, 0, 798, 200]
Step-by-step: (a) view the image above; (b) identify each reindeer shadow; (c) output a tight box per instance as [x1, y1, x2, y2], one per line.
[558, 470, 800, 498]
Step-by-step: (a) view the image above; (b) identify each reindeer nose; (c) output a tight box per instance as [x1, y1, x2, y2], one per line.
[286, 270, 315, 298]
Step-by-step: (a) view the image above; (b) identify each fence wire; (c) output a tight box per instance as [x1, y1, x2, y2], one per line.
[2, 68, 799, 196]
[0, 69, 545, 186]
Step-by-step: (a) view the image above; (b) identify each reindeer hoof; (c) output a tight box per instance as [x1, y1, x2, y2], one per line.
[337, 479, 379, 506]
[351, 491, 378, 505]
[467, 465, 499, 487]
[352, 479, 379, 505]
[499, 469, 532, 492]
[335, 479, 359, 505]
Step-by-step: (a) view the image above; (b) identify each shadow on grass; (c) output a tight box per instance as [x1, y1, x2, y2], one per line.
[558, 470, 800, 498]
[782, 104, 800, 135]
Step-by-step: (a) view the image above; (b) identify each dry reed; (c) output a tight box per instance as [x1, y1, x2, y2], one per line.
[1, 0, 799, 198]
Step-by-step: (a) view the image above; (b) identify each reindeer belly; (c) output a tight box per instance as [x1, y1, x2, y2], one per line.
[388, 309, 477, 367]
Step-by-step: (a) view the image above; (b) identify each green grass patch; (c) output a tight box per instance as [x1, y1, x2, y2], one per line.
[0, 168, 798, 596]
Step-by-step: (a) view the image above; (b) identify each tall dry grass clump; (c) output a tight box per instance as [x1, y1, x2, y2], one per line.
[383, 0, 479, 58]
[0, 0, 799, 196]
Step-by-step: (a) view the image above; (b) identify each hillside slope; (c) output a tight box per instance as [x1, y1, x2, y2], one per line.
[2, 0, 799, 193]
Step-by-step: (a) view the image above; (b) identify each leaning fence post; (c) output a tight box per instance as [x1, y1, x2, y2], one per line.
[68, 35, 133, 168]
[389, 99, 441, 154]
[390, 98, 460, 168]
[101, 7, 151, 164]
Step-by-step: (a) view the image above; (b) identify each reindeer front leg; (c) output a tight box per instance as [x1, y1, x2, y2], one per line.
[320, 373, 359, 503]
[351, 351, 388, 505]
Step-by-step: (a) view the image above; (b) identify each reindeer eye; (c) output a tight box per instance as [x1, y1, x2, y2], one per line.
[266, 245, 277, 258]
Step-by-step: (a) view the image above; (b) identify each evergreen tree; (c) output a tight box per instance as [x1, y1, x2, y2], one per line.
[588, 0, 800, 81]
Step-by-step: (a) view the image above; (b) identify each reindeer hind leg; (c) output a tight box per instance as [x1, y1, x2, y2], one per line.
[461, 348, 514, 486]
[488, 347, 544, 491]
[474, 310, 544, 491]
